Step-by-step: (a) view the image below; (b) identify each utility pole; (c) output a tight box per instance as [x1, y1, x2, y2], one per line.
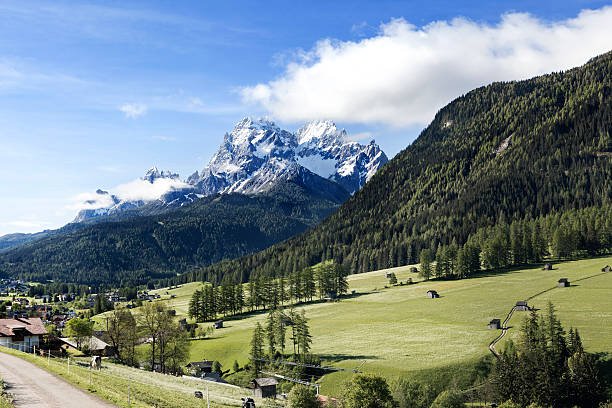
[48, 349, 50, 366]
[67, 356, 70, 376]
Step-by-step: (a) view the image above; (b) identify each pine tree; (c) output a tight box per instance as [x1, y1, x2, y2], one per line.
[250, 322, 265, 375]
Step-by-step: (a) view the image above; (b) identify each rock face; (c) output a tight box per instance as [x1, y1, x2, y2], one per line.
[189, 118, 388, 195]
[74, 118, 388, 222]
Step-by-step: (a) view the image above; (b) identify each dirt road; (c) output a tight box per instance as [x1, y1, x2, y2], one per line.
[0, 352, 115, 408]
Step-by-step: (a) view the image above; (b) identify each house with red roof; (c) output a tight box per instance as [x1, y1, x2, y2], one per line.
[0, 317, 47, 351]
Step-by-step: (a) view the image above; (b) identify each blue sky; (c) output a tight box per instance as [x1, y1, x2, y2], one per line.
[1, 0, 612, 235]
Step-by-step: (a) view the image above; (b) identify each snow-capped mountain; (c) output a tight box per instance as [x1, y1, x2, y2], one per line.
[188, 117, 388, 195]
[74, 118, 387, 222]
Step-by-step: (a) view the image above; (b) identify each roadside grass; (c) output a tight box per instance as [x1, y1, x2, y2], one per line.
[0, 379, 13, 408]
[0, 348, 283, 407]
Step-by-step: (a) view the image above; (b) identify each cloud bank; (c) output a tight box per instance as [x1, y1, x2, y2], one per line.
[241, 7, 612, 128]
[71, 176, 190, 211]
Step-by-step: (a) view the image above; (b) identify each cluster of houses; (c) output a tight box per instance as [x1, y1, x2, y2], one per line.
[0, 279, 29, 296]
[137, 291, 161, 301]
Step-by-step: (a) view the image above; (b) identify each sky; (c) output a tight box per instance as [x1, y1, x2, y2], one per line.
[1, 0, 612, 235]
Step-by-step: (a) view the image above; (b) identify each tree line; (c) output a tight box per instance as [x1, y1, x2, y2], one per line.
[188, 261, 348, 322]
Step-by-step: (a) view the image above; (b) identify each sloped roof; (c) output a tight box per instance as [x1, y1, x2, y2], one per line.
[252, 377, 278, 387]
[0, 318, 47, 337]
[60, 336, 110, 351]
[186, 361, 216, 368]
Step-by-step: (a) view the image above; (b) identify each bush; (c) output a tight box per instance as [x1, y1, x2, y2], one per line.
[430, 389, 466, 408]
[341, 374, 395, 408]
[287, 384, 320, 408]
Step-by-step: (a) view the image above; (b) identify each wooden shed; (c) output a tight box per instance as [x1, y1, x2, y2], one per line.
[426, 290, 439, 299]
[488, 319, 501, 330]
[410, 267, 418, 273]
[515, 301, 529, 311]
[543, 263, 552, 271]
[213, 320, 223, 329]
[251, 377, 278, 398]
[603, 265, 611, 272]
[558, 278, 570, 287]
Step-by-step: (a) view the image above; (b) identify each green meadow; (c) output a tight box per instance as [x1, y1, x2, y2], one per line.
[154, 257, 611, 396]
[92, 257, 612, 398]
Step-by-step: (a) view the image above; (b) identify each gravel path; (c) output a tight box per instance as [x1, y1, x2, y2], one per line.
[0, 352, 115, 408]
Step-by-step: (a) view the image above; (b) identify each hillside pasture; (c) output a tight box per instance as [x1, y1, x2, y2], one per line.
[181, 257, 612, 396]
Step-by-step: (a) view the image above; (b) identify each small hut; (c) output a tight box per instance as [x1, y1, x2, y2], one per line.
[558, 278, 570, 287]
[426, 290, 440, 299]
[410, 267, 418, 273]
[324, 290, 337, 301]
[385, 273, 392, 278]
[251, 377, 278, 398]
[603, 265, 611, 272]
[488, 319, 501, 330]
[515, 301, 529, 311]
[543, 263, 552, 271]
[213, 320, 223, 329]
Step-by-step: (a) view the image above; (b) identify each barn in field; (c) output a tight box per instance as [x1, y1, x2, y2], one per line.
[213, 320, 223, 329]
[488, 319, 501, 329]
[426, 290, 440, 299]
[515, 301, 529, 311]
[603, 265, 611, 272]
[251, 377, 278, 398]
[558, 278, 570, 287]
[543, 263, 552, 271]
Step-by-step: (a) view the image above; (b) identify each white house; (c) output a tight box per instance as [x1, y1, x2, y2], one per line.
[0, 317, 48, 352]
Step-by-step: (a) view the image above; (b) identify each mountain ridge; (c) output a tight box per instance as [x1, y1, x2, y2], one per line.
[73, 118, 387, 223]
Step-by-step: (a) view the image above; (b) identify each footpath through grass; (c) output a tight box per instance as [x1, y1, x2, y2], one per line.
[0, 348, 284, 407]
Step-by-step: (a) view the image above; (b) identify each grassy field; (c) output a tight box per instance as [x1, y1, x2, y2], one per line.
[0, 347, 284, 407]
[88, 257, 612, 397]
[165, 257, 612, 397]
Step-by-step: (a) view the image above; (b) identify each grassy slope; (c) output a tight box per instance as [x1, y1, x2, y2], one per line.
[0, 347, 283, 408]
[143, 257, 612, 397]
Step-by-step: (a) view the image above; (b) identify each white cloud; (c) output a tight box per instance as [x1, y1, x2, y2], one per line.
[69, 177, 190, 211]
[242, 7, 612, 128]
[114, 177, 190, 202]
[120, 103, 147, 118]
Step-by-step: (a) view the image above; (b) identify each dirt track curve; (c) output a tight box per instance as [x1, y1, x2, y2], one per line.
[0, 352, 115, 408]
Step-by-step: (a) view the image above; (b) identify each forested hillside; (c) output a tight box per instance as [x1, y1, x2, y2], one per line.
[180, 51, 612, 284]
[0, 181, 347, 285]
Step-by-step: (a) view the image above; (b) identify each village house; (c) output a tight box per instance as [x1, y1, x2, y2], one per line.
[0, 317, 47, 351]
[213, 320, 223, 329]
[251, 377, 278, 398]
[515, 301, 529, 311]
[186, 361, 216, 375]
[426, 290, 440, 299]
[488, 319, 501, 329]
[543, 263, 553, 271]
[558, 278, 570, 287]
[59, 336, 115, 356]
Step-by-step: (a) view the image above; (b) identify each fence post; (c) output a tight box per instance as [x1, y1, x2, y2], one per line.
[67, 356, 70, 376]
[128, 377, 131, 405]
[89, 365, 92, 386]
[48, 349, 50, 366]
